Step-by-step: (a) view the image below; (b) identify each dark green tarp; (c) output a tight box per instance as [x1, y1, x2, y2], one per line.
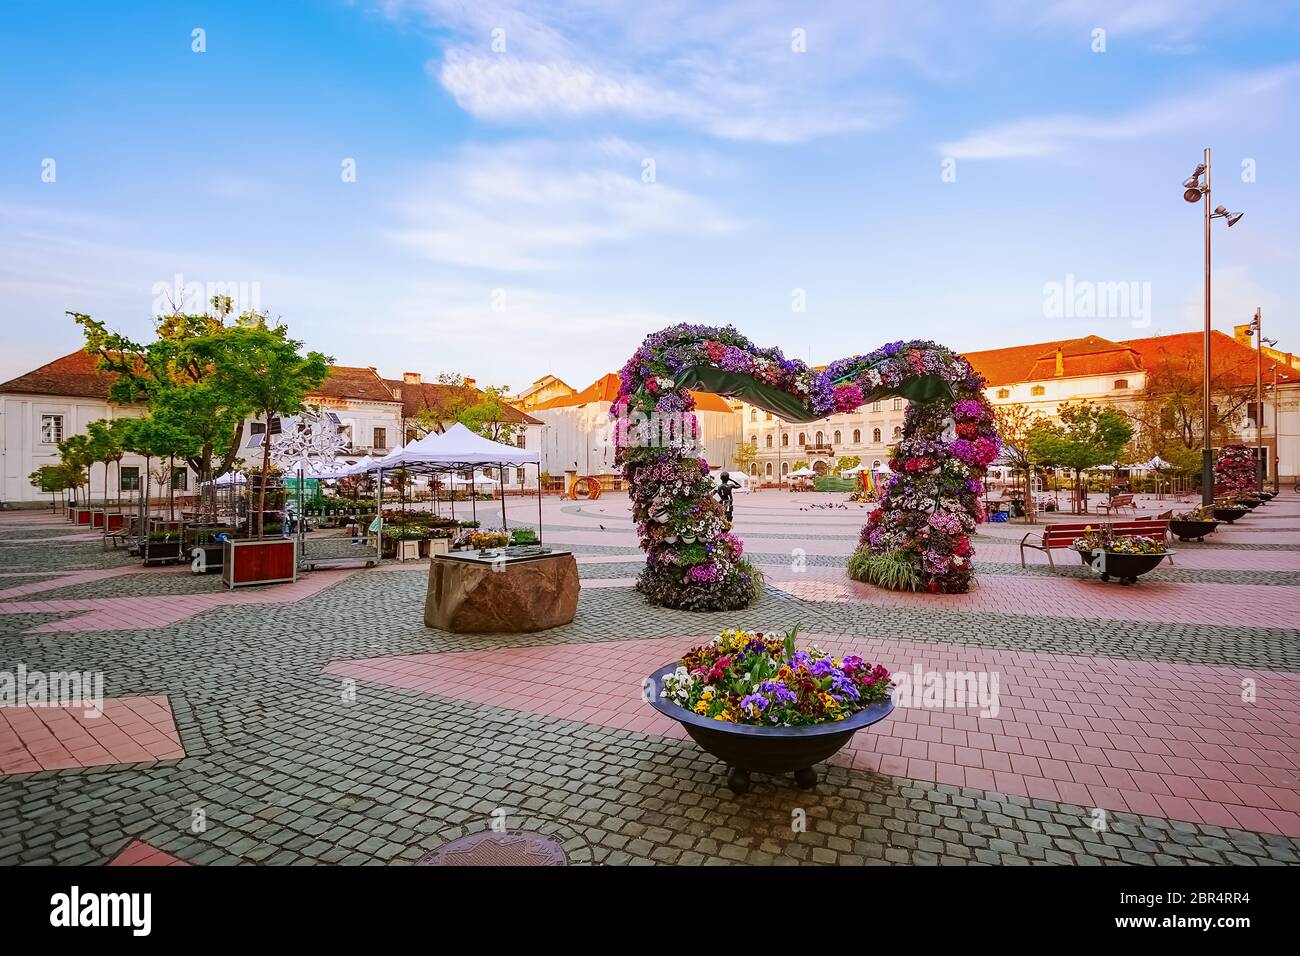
[673, 366, 952, 424]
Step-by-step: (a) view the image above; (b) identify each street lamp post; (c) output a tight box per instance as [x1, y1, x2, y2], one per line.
[1243, 311, 1278, 492]
[1181, 149, 1244, 506]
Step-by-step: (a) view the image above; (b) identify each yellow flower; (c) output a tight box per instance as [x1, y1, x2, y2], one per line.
[700, 688, 714, 701]
[714, 710, 736, 723]
[693, 700, 709, 715]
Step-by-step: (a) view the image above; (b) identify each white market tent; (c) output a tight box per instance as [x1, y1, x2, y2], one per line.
[788, 466, 817, 478]
[353, 423, 543, 558]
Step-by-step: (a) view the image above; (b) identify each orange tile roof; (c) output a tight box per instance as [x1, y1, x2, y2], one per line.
[382, 378, 541, 425]
[962, 331, 1260, 388]
[313, 366, 398, 403]
[0, 350, 131, 400]
[529, 373, 735, 413]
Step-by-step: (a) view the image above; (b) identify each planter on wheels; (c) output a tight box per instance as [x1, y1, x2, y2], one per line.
[1212, 506, 1247, 523]
[646, 662, 894, 794]
[142, 538, 185, 565]
[1079, 549, 1173, 585]
[1169, 519, 1218, 542]
[222, 538, 297, 589]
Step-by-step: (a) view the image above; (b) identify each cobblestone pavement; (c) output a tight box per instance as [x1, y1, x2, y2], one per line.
[1, 494, 1298, 866]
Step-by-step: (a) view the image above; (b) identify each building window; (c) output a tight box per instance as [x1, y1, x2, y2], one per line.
[782, 462, 789, 475]
[892, 398, 903, 410]
[516, 468, 526, 483]
[833, 430, 841, 444]
[373, 427, 387, 450]
[1113, 379, 1129, 390]
[765, 413, 773, 421]
[853, 429, 861, 443]
[781, 433, 789, 447]
[893, 426, 902, 438]
[873, 459, 881, 469]
[749, 462, 757, 475]
[120, 466, 140, 492]
[1031, 385, 1046, 396]
[765, 462, 773, 477]
[249, 421, 266, 435]
[39, 414, 64, 444]
[871, 401, 881, 412]
[798, 432, 806, 446]
[815, 430, 824, 445]
[765, 434, 773, 448]
[750, 408, 757, 421]
[405, 429, 417, 445]
[172, 469, 188, 491]
[516, 433, 526, 448]
[996, 388, 1010, 399]
[873, 428, 881, 442]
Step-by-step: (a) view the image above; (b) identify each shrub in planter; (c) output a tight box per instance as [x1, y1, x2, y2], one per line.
[1169, 506, 1219, 541]
[143, 533, 185, 564]
[509, 528, 539, 546]
[847, 547, 922, 592]
[468, 530, 509, 550]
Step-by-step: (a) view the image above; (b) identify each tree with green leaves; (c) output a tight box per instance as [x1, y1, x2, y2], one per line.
[72, 298, 251, 498]
[121, 416, 201, 521]
[835, 455, 861, 473]
[209, 318, 330, 537]
[733, 438, 759, 475]
[417, 374, 522, 443]
[85, 419, 133, 513]
[1027, 403, 1133, 513]
[57, 434, 93, 506]
[29, 465, 76, 511]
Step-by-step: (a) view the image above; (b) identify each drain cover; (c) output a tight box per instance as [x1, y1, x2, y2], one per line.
[417, 830, 568, 866]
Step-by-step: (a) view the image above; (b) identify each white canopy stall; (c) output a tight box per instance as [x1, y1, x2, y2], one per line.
[355, 423, 543, 559]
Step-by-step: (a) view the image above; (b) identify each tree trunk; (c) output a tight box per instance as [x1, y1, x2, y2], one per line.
[257, 411, 272, 538]
[168, 454, 176, 521]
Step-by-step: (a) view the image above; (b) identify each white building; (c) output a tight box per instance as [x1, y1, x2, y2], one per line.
[528, 373, 742, 485]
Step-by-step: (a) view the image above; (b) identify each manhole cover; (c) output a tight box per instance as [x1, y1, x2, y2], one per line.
[417, 830, 568, 866]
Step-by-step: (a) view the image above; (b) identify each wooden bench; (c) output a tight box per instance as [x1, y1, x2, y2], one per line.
[1097, 493, 1136, 515]
[1020, 519, 1171, 569]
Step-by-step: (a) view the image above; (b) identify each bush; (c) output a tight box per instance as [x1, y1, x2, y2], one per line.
[847, 547, 922, 592]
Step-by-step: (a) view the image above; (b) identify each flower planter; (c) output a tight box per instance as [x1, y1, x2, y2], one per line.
[1212, 506, 1247, 524]
[1258, 491, 1276, 501]
[647, 661, 895, 793]
[90, 510, 106, 529]
[222, 538, 297, 589]
[1169, 519, 1218, 542]
[1078, 549, 1173, 585]
[1240, 498, 1261, 510]
[103, 513, 128, 532]
[189, 543, 224, 574]
[142, 538, 185, 565]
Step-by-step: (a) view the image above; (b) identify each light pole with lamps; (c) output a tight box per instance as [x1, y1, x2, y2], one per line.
[1182, 149, 1244, 506]
[1241, 308, 1276, 492]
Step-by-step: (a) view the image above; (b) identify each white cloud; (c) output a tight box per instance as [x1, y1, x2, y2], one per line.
[383, 139, 739, 272]
[940, 63, 1300, 160]
[383, 0, 914, 142]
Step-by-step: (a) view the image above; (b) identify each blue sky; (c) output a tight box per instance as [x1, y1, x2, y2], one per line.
[2, 1, 1298, 391]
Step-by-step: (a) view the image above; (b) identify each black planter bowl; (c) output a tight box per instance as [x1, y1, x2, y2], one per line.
[1212, 506, 1248, 523]
[1169, 519, 1219, 542]
[1258, 491, 1276, 501]
[647, 662, 894, 794]
[1239, 498, 1262, 510]
[1079, 549, 1173, 584]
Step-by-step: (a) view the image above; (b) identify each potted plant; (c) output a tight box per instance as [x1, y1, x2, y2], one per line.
[186, 526, 226, 573]
[509, 527, 539, 546]
[1070, 529, 1173, 584]
[1169, 506, 1219, 542]
[143, 531, 185, 565]
[1212, 500, 1249, 523]
[468, 529, 509, 551]
[648, 627, 894, 793]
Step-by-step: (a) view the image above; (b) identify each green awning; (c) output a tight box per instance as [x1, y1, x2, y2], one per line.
[673, 366, 952, 424]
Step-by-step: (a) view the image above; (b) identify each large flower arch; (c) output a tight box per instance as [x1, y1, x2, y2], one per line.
[614, 325, 1000, 611]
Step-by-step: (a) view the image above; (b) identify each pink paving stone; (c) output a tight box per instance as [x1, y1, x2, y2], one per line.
[107, 841, 191, 866]
[323, 631, 1300, 837]
[0, 567, 358, 633]
[0, 696, 185, 775]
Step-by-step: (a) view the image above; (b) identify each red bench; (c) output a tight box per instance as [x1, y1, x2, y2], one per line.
[1020, 519, 1170, 569]
[1097, 493, 1136, 515]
